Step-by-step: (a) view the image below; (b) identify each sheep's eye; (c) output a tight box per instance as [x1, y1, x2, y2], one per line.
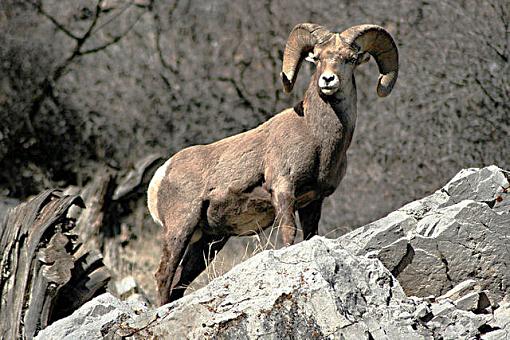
[305, 53, 319, 64]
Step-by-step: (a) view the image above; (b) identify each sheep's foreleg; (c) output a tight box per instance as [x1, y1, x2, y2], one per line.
[272, 182, 297, 246]
[298, 199, 323, 240]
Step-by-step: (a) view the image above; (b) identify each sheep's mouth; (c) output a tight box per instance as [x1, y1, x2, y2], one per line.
[319, 85, 339, 95]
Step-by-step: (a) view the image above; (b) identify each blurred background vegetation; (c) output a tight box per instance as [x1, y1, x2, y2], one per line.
[1, 0, 508, 301]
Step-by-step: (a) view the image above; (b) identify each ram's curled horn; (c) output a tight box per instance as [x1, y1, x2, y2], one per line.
[340, 24, 399, 97]
[281, 23, 332, 93]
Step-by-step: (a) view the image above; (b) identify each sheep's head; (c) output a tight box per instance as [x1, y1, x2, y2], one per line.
[305, 37, 368, 96]
[281, 23, 399, 97]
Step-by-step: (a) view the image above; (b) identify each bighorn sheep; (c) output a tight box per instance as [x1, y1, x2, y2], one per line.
[148, 23, 398, 305]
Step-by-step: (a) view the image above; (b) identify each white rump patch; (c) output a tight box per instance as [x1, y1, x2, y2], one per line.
[147, 158, 171, 227]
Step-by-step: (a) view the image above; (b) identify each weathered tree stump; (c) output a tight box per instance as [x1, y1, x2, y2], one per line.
[0, 154, 163, 339]
[0, 190, 110, 340]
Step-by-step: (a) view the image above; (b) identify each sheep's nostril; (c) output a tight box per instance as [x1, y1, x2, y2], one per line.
[322, 75, 335, 84]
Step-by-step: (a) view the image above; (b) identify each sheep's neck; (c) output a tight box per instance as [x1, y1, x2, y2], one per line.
[303, 74, 357, 154]
[301, 74, 357, 193]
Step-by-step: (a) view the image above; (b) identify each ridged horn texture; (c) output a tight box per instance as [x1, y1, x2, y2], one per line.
[340, 25, 399, 97]
[281, 23, 332, 93]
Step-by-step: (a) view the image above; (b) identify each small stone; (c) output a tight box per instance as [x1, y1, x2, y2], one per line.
[455, 292, 481, 311]
[115, 276, 138, 299]
[481, 329, 509, 340]
[127, 294, 150, 311]
[397, 311, 412, 320]
[438, 279, 476, 301]
[454, 291, 491, 313]
[423, 295, 436, 303]
[414, 303, 432, 320]
[431, 300, 455, 317]
[477, 291, 491, 311]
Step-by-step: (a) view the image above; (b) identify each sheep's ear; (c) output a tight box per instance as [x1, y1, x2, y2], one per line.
[305, 52, 318, 64]
[356, 52, 370, 66]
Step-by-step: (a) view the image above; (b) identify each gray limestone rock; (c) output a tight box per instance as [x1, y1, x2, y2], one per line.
[338, 166, 510, 301]
[114, 276, 138, 300]
[36, 236, 510, 340]
[442, 165, 509, 209]
[454, 291, 491, 312]
[35, 293, 147, 340]
[39, 238, 429, 339]
[438, 279, 477, 301]
[483, 300, 510, 340]
[35, 166, 510, 339]
[413, 302, 432, 320]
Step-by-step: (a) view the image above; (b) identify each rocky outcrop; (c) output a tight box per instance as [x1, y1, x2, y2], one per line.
[338, 165, 510, 302]
[36, 166, 510, 339]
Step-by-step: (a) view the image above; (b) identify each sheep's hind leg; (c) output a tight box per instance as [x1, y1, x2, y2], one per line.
[168, 233, 230, 301]
[272, 181, 297, 246]
[298, 199, 323, 240]
[155, 201, 202, 306]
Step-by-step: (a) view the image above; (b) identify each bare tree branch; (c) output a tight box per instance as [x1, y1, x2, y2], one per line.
[214, 76, 270, 116]
[78, 0, 104, 44]
[474, 77, 501, 108]
[26, 0, 145, 132]
[485, 41, 508, 62]
[79, 11, 146, 56]
[91, 1, 133, 35]
[32, 1, 80, 41]
[152, 0, 180, 75]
